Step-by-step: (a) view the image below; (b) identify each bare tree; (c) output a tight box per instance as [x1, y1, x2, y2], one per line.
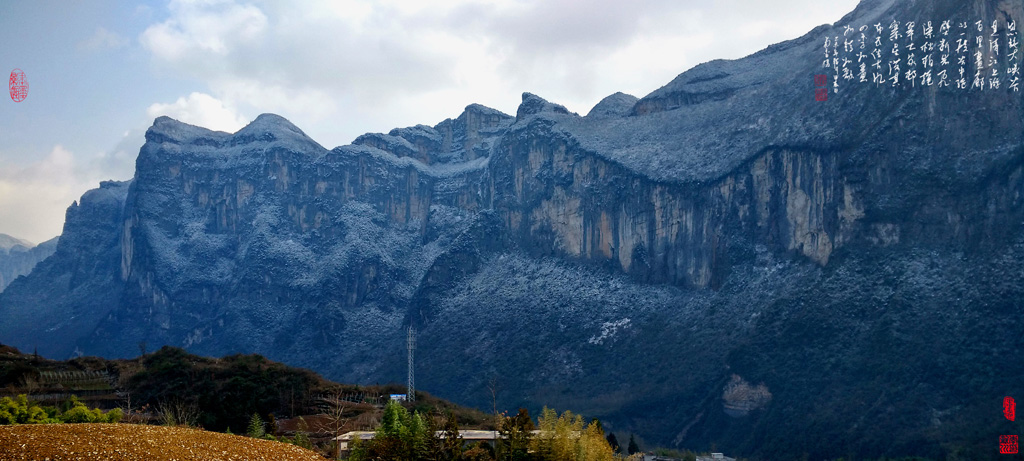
[487, 375, 500, 416]
[322, 389, 349, 460]
[157, 399, 199, 427]
[117, 391, 144, 424]
[18, 372, 40, 393]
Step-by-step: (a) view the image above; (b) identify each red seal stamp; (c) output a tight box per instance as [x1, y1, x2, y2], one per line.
[9, 69, 28, 103]
[814, 74, 828, 102]
[1000, 435, 1018, 454]
[1006, 396, 1016, 421]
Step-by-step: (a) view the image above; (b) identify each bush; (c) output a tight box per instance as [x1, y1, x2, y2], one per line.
[58, 398, 121, 423]
[290, 430, 312, 449]
[61, 406, 97, 423]
[105, 407, 123, 423]
[0, 395, 51, 424]
[0, 394, 121, 425]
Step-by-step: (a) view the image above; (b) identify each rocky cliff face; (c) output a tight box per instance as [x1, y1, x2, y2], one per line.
[0, 181, 128, 353]
[3, 0, 1024, 458]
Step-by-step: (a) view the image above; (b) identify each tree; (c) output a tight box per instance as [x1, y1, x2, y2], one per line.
[531, 407, 581, 460]
[488, 375, 500, 416]
[576, 421, 614, 461]
[349, 400, 431, 461]
[627, 434, 640, 455]
[496, 408, 534, 461]
[291, 416, 313, 449]
[408, 411, 429, 457]
[247, 413, 266, 438]
[463, 441, 496, 461]
[606, 433, 619, 453]
[156, 399, 199, 427]
[322, 389, 349, 459]
[531, 408, 615, 461]
[439, 410, 464, 461]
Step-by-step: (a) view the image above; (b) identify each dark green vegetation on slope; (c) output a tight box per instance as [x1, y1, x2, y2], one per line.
[0, 344, 489, 437]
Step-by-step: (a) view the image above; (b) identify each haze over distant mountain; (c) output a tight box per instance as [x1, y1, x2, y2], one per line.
[2, 0, 1023, 458]
[0, 234, 57, 293]
[0, 234, 33, 251]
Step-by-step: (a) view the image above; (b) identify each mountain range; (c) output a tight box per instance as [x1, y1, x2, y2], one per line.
[2, 0, 1024, 458]
[0, 234, 58, 293]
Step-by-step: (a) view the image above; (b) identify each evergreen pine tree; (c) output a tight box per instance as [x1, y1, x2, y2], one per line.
[247, 412, 265, 438]
[606, 433, 620, 453]
[439, 410, 464, 460]
[627, 434, 640, 455]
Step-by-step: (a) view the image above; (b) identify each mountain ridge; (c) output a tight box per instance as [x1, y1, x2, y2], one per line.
[0, 234, 34, 251]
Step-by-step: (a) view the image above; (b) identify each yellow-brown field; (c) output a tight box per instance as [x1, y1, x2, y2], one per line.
[0, 423, 326, 460]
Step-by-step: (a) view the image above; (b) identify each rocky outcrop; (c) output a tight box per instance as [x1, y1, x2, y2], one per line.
[489, 110, 854, 287]
[85, 109, 508, 361]
[721, 374, 772, 417]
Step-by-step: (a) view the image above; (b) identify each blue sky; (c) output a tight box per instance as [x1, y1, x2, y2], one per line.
[0, 0, 858, 244]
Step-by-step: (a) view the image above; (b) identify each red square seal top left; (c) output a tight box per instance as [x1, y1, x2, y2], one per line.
[9, 69, 29, 103]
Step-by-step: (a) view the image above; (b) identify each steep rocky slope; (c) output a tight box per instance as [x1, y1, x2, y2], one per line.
[2, 0, 1024, 458]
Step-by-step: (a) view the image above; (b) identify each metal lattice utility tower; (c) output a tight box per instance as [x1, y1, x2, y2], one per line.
[407, 325, 416, 402]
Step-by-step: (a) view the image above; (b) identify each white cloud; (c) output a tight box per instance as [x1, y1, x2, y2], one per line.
[0, 146, 90, 243]
[87, 129, 145, 182]
[0, 128, 146, 243]
[207, 78, 336, 122]
[146, 92, 247, 133]
[135, 0, 859, 148]
[78, 27, 129, 51]
[140, 0, 268, 61]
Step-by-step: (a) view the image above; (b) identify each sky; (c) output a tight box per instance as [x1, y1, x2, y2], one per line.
[0, 0, 860, 244]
